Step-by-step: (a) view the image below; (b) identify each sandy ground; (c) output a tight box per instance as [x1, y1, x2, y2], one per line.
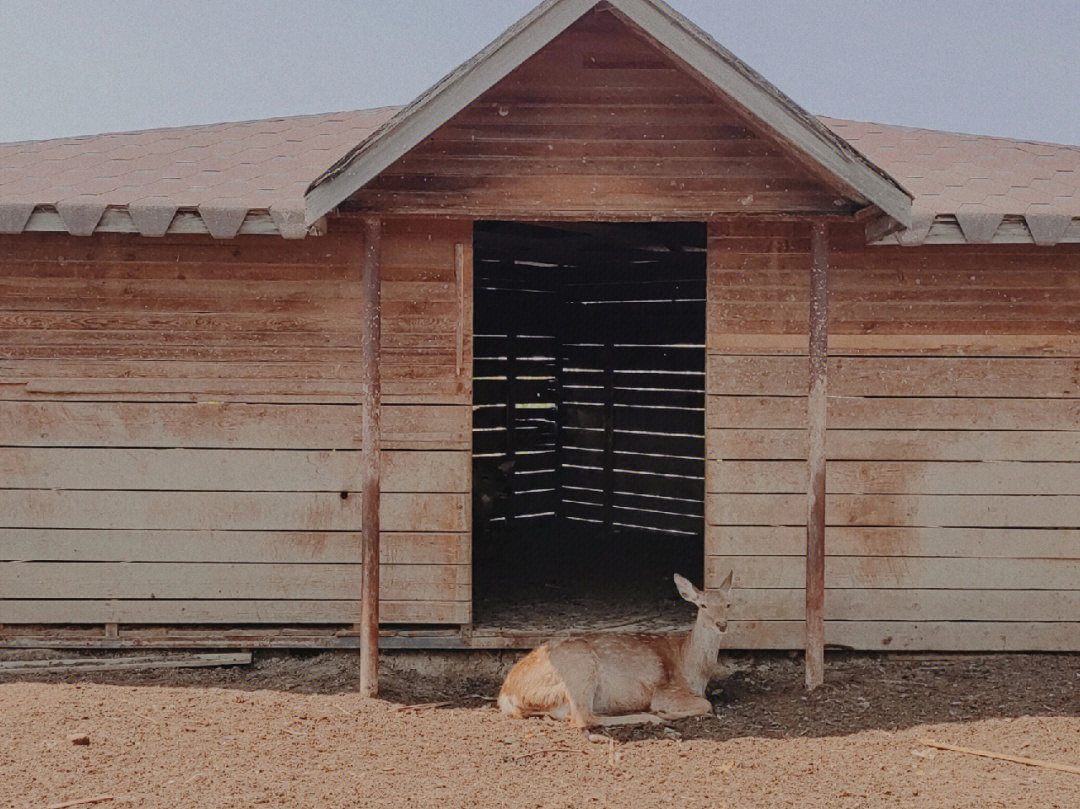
[2, 651, 1079, 809]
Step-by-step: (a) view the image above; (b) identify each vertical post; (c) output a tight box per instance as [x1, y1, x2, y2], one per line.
[359, 216, 382, 697]
[805, 222, 829, 691]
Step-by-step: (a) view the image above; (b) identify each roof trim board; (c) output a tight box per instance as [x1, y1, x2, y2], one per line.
[304, 0, 913, 228]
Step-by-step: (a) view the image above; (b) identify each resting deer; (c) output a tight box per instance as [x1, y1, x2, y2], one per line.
[498, 571, 733, 728]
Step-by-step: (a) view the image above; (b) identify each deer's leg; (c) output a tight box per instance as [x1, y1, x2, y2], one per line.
[592, 712, 667, 727]
[548, 645, 600, 728]
[563, 683, 600, 728]
[650, 687, 713, 721]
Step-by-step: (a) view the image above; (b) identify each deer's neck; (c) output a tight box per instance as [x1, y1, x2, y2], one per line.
[680, 612, 723, 695]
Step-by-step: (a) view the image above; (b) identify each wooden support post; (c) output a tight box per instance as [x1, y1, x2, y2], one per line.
[805, 222, 829, 691]
[359, 216, 382, 697]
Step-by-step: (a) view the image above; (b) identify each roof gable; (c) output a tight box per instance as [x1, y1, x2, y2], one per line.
[345, 9, 860, 219]
[305, 0, 911, 227]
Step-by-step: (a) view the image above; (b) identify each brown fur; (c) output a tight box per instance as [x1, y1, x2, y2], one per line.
[498, 572, 733, 728]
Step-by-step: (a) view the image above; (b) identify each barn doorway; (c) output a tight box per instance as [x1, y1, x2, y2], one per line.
[472, 222, 707, 632]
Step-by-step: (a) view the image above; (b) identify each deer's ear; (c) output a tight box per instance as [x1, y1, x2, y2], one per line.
[673, 574, 704, 606]
[719, 570, 734, 594]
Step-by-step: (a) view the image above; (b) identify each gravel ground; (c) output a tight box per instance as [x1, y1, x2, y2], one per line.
[2, 651, 1079, 808]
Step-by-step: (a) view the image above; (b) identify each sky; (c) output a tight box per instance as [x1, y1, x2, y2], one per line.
[2, 0, 1078, 145]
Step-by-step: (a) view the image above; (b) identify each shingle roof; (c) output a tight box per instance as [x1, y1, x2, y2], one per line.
[823, 117, 1080, 245]
[2, 107, 1079, 244]
[0, 107, 397, 238]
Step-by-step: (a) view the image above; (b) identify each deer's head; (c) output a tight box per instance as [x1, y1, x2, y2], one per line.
[674, 571, 733, 634]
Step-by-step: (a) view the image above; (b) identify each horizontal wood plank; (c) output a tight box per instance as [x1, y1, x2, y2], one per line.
[0, 530, 469, 565]
[708, 356, 1080, 398]
[708, 429, 1080, 462]
[707, 396, 1080, 430]
[0, 561, 470, 600]
[708, 525, 1080, 559]
[710, 460, 1080, 495]
[0, 402, 469, 450]
[722, 620, 1080, 651]
[0, 599, 471, 625]
[708, 555, 1080, 590]
[728, 588, 1080, 622]
[708, 493, 1080, 528]
[0, 490, 467, 532]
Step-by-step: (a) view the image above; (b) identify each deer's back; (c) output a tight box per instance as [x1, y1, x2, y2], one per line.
[548, 632, 689, 714]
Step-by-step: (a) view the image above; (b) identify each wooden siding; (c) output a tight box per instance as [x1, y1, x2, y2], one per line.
[0, 220, 473, 628]
[347, 7, 846, 219]
[707, 222, 1080, 650]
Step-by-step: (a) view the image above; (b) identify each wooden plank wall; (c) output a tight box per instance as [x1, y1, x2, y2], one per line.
[0, 218, 472, 628]
[347, 6, 846, 219]
[708, 222, 1080, 650]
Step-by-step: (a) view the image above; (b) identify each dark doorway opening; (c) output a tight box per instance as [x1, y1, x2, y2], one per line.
[472, 221, 707, 632]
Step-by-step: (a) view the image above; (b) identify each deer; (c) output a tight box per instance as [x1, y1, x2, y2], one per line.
[497, 571, 734, 729]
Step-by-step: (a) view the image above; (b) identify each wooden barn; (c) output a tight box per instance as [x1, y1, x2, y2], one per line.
[3, 0, 1080, 686]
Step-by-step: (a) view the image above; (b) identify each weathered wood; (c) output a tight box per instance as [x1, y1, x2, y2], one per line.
[708, 493, 1080, 528]
[0, 490, 467, 532]
[708, 355, 1080, 398]
[708, 526, 1080, 559]
[0, 652, 252, 673]
[0, 561, 470, 601]
[709, 460, 1080, 495]
[358, 217, 383, 696]
[0, 448, 462, 494]
[720, 588, 1080, 622]
[0, 401, 469, 450]
[707, 429, 1080, 462]
[347, 11, 845, 219]
[0, 599, 471, 625]
[1, 529, 469, 565]
[921, 740, 1080, 777]
[707, 396, 1080, 431]
[722, 620, 1080, 651]
[707, 556, 1080, 590]
[805, 222, 828, 690]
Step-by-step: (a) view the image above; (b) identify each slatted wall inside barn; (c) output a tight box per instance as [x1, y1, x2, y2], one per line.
[473, 225, 705, 549]
[0, 218, 472, 628]
[708, 223, 1080, 650]
[473, 251, 561, 528]
[558, 242, 706, 537]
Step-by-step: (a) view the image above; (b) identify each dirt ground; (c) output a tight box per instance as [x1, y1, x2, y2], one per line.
[2, 650, 1079, 809]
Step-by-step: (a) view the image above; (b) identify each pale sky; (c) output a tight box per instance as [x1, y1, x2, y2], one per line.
[2, 0, 1078, 145]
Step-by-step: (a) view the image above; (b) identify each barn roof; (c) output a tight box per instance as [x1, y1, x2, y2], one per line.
[1, 4, 1079, 244]
[825, 118, 1080, 246]
[0, 108, 397, 239]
